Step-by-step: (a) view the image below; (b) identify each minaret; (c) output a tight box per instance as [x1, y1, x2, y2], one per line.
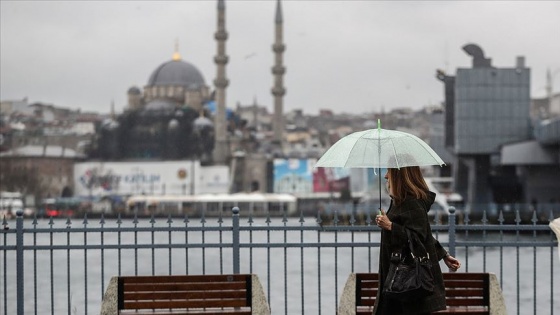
[110, 99, 115, 119]
[271, 0, 286, 146]
[213, 0, 229, 164]
[252, 96, 258, 130]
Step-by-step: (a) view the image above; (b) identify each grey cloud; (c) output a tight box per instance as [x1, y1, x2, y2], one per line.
[1, 1, 559, 115]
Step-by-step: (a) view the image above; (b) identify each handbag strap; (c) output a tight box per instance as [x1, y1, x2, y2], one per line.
[404, 228, 429, 259]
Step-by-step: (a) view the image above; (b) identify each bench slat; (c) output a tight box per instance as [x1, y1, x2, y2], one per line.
[444, 280, 485, 288]
[123, 299, 249, 309]
[356, 306, 373, 315]
[120, 275, 248, 283]
[124, 291, 247, 301]
[445, 288, 485, 297]
[443, 273, 487, 281]
[124, 282, 247, 292]
[445, 298, 487, 307]
[358, 281, 378, 289]
[358, 297, 376, 306]
[434, 307, 489, 315]
[357, 288, 377, 299]
[357, 274, 380, 280]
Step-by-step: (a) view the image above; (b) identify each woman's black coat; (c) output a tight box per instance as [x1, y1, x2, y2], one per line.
[372, 191, 448, 315]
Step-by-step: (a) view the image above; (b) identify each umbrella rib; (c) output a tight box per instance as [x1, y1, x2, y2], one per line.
[409, 134, 444, 166]
[346, 131, 371, 167]
[424, 143, 444, 166]
[389, 138, 400, 169]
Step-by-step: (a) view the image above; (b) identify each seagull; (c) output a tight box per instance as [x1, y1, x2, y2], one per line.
[244, 52, 257, 60]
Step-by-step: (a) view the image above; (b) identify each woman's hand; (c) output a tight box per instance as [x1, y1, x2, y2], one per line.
[444, 254, 461, 271]
[376, 209, 392, 230]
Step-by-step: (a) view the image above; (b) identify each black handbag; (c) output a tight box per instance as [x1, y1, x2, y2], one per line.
[383, 228, 435, 300]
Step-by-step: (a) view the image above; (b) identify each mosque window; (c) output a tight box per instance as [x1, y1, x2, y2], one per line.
[167, 86, 174, 97]
[176, 86, 184, 96]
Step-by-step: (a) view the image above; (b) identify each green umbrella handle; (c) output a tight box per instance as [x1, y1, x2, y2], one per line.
[378, 119, 381, 211]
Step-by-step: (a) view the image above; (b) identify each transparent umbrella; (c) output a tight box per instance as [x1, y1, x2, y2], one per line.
[315, 120, 445, 209]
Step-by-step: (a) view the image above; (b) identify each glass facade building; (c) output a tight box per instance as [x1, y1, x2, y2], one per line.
[454, 67, 531, 154]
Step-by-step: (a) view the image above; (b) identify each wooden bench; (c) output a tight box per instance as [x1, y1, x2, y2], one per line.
[339, 272, 506, 315]
[100, 274, 270, 315]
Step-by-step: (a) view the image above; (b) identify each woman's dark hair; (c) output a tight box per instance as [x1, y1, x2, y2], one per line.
[387, 166, 429, 205]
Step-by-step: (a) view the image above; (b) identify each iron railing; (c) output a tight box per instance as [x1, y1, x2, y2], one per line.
[1, 206, 559, 315]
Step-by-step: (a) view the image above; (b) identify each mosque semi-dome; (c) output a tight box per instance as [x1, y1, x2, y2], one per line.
[147, 59, 206, 89]
[127, 86, 141, 94]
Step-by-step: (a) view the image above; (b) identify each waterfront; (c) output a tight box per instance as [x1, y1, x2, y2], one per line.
[1, 217, 559, 315]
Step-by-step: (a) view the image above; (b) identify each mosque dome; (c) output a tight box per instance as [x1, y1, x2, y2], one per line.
[147, 59, 206, 89]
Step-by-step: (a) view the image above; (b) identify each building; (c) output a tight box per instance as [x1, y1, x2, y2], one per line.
[0, 145, 86, 207]
[437, 43, 559, 220]
[0, 99, 105, 208]
[500, 115, 560, 218]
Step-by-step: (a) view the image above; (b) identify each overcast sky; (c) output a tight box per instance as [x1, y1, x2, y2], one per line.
[1, 1, 559, 116]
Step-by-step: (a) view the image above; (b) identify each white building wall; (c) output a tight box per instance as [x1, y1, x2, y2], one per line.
[74, 161, 229, 197]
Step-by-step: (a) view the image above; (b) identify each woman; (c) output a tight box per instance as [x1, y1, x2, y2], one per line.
[373, 167, 461, 315]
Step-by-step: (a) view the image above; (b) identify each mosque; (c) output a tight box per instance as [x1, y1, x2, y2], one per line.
[93, 0, 286, 167]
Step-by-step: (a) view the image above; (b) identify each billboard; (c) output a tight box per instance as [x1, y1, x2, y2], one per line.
[74, 161, 229, 197]
[198, 165, 230, 194]
[312, 167, 351, 193]
[273, 158, 352, 194]
[273, 159, 314, 194]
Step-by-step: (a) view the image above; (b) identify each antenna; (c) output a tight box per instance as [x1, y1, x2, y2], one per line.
[172, 38, 181, 61]
[444, 40, 449, 73]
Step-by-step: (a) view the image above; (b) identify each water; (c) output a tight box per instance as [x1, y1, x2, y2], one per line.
[1, 217, 559, 315]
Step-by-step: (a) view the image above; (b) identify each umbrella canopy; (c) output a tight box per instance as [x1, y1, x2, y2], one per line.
[315, 122, 445, 211]
[315, 128, 444, 169]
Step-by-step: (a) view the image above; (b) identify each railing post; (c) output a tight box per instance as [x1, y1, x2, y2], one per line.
[16, 210, 24, 315]
[448, 206, 456, 257]
[232, 207, 240, 274]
